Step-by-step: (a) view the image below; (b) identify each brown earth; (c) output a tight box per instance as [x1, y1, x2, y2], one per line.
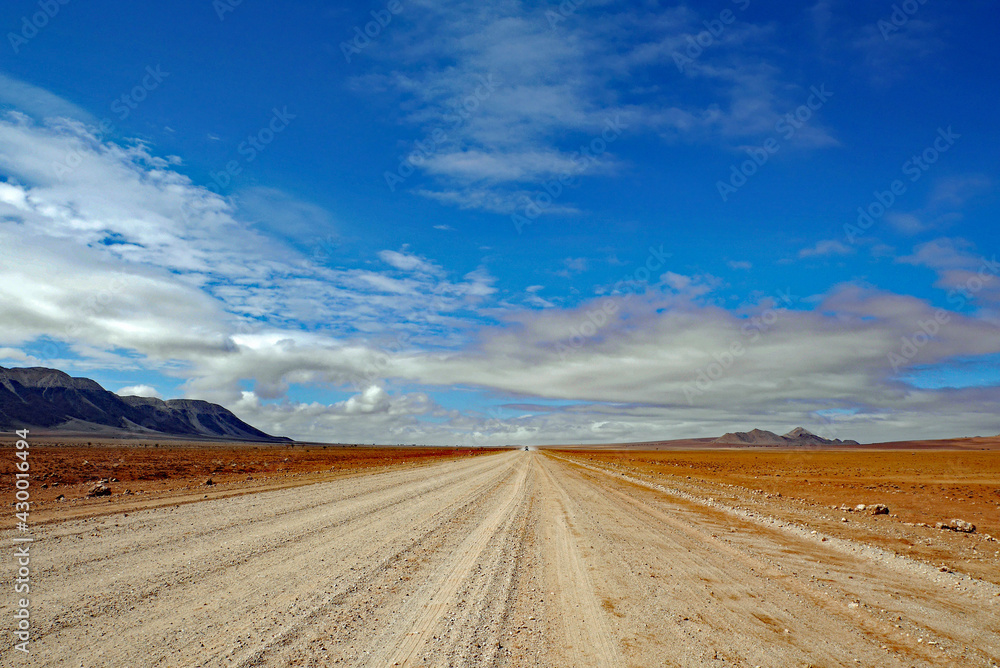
[1, 437, 496, 524]
[2, 443, 998, 667]
[557, 448, 1000, 584]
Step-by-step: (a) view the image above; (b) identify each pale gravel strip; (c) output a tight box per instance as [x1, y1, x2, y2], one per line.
[362, 455, 529, 667]
[533, 456, 624, 668]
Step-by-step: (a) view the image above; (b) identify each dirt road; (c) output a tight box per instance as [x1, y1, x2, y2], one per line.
[4, 451, 998, 667]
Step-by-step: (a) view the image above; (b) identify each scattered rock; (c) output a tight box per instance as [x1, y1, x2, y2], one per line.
[87, 484, 112, 498]
[204, 478, 214, 486]
[55, 494, 65, 502]
[936, 519, 976, 533]
[854, 504, 867, 512]
[869, 504, 889, 515]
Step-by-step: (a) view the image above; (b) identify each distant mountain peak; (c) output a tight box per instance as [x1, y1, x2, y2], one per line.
[0, 366, 289, 441]
[714, 426, 858, 446]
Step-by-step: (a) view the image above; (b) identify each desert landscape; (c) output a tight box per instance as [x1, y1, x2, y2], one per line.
[3, 437, 998, 667]
[3, 1, 999, 666]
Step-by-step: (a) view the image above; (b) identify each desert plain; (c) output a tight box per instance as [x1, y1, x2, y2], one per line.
[2, 438, 999, 667]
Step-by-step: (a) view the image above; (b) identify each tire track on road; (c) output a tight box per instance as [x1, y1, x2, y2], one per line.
[364, 455, 530, 667]
[535, 456, 624, 668]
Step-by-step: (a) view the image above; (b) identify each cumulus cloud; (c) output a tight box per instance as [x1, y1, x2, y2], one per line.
[117, 385, 161, 398]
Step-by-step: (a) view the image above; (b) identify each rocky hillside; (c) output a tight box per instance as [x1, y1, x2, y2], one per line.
[714, 427, 859, 446]
[0, 366, 289, 441]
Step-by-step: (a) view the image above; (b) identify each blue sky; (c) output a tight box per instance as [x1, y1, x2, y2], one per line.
[1, 0, 998, 444]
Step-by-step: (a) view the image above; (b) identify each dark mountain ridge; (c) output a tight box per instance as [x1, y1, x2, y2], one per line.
[0, 366, 289, 441]
[714, 427, 859, 446]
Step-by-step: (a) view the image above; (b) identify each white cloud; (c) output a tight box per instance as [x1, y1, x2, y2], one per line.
[885, 212, 928, 235]
[117, 384, 161, 398]
[3, 82, 1000, 446]
[0, 348, 37, 364]
[0, 72, 97, 124]
[415, 187, 582, 215]
[928, 174, 992, 208]
[377, 249, 445, 276]
[799, 239, 852, 258]
[555, 257, 589, 278]
[350, 1, 837, 213]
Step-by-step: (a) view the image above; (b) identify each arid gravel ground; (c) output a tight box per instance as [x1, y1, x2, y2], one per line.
[3, 449, 998, 667]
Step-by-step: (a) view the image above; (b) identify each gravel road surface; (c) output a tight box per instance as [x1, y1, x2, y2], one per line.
[4, 451, 998, 667]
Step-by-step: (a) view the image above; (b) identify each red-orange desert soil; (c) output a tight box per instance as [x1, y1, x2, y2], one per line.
[1, 437, 497, 524]
[557, 445, 1000, 583]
